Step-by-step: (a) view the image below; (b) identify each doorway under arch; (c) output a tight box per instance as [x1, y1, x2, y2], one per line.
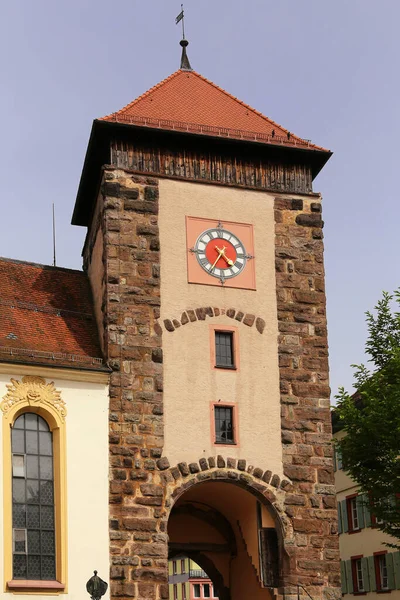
[168, 479, 282, 600]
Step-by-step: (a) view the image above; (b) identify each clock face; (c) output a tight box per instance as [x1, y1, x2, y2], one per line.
[194, 227, 248, 283]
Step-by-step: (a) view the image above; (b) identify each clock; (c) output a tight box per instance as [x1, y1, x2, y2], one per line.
[193, 227, 248, 284]
[186, 217, 256, 290]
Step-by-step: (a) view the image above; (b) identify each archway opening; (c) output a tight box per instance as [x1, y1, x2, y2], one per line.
[168, 480, 280, 600]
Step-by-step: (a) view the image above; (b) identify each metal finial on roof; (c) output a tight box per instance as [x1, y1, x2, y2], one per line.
[180, 39, 192, 71]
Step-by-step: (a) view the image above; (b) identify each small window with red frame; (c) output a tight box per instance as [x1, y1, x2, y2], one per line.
[351, 557, 365, 593]
[375, 553, 389, 591]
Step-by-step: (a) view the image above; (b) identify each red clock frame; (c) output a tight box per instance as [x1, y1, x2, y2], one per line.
[186, 216, 256, 290]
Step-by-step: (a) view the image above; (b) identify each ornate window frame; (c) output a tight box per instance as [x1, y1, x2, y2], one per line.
[1, 376, 67, 593]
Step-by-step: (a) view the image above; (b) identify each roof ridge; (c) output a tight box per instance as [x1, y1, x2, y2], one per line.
[101, 70, 183, 121]
[0, 256, 84, 274]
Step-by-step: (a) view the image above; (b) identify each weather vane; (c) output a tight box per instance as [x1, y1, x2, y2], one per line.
[176, 4, 186, 40]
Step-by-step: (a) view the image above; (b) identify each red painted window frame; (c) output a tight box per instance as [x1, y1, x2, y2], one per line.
[374, 551, 391, 593]
[351, 555, 366, 595]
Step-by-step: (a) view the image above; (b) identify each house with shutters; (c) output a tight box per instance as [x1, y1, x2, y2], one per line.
[333, 428, 400, 597]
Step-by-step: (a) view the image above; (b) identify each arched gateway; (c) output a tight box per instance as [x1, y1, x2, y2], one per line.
[74, 37, 340, 600]
[165, 459, 291, 600]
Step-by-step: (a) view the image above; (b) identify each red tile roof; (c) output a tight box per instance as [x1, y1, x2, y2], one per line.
[0, 258, 105, 371]
[101, 69, 328, 152]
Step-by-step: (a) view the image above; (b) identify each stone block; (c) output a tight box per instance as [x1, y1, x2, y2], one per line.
[140, 484, 163, 497]
[178, 462, 190, 476]
[163, 319, 174, 332]
[199, 458, 208, 471]
[256, 317, 266, 334]
[296, 213, 323, 228]
[262, 470, 272, 483]
[243, 313, 255, 327]
[217, 455, 226, 468]
[156, 457, 170, 471]
[187, 310, 197, 322]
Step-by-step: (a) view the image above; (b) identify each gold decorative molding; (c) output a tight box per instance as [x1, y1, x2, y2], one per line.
[1, 376, 67, 422]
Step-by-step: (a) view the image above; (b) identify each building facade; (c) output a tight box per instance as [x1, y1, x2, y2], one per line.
[168, 557, 219, 600]
[1, 41, 340, 600]
[334, 434, 400, 598]
[0, 258, 110, 597]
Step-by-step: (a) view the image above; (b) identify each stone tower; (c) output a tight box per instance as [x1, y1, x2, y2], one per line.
[72, 42, 339, 600]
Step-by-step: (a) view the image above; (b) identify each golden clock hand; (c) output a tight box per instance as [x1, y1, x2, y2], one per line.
[210, 247, 224, 271]
[218, 247, 234, 267]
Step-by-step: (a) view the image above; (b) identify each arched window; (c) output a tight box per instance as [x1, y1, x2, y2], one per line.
[11, 413, 56, 580]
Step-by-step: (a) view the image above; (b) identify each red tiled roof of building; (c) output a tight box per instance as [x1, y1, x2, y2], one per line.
[100, 69, 328, 152]
[0, 258, 105, 370]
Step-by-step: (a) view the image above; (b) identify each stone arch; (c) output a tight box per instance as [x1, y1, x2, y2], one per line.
[162, 455, 295, 599]
[158, 306, 266, 334]
[159, 455, 294, 559]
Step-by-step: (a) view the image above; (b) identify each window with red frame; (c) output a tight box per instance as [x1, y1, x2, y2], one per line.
[173, 560, 177, 575]
[173, 584, 178, 600]
[182, 583, 187, 600]
[351, 557, 365, 593]
[375, 553, 389, 591]
[347, 496, 360, 532]
[181, 559, 186, 574]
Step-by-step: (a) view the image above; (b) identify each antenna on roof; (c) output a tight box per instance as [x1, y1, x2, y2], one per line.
[52, 203, 57, 267]
[176, 4, 193, 71]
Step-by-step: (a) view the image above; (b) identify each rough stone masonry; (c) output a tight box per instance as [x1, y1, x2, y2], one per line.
[84, 165, 339, 600]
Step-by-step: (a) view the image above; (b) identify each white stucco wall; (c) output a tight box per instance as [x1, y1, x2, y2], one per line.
[0, 369, 110, 599]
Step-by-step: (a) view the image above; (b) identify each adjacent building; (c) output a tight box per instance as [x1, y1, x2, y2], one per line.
[333, 428, 400, 598]
[168, 557, 219, 600]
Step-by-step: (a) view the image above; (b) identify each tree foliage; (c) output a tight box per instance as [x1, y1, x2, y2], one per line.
[335, 291, 400, 545]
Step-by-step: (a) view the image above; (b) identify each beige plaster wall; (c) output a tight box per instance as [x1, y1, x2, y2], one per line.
[159, 179, 283, 474]
[0, 370, 110, 600]
[339, 524, 398, 561]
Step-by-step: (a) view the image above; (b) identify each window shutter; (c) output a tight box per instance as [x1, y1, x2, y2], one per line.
[367, 556, 377, 591]
[340, 561, 348, 594]
[393, 551, 400, 589]
[259, 528, 279, 587]
[342, 500, 349, 533]
[345, 560, 354, 594]
[338, 502, 343, 535]
[333, 449, 337, 472]
[361, 557, 370, 592]
[387, 553, 395, 590]
[362, 494, 372, 528]
[356, 495, 365, 529]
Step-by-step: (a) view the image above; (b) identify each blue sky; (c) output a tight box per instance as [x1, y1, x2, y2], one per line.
[1, 0, 399, 397]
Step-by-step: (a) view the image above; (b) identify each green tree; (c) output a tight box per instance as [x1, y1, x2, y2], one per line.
[335, 291, 400, 545]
